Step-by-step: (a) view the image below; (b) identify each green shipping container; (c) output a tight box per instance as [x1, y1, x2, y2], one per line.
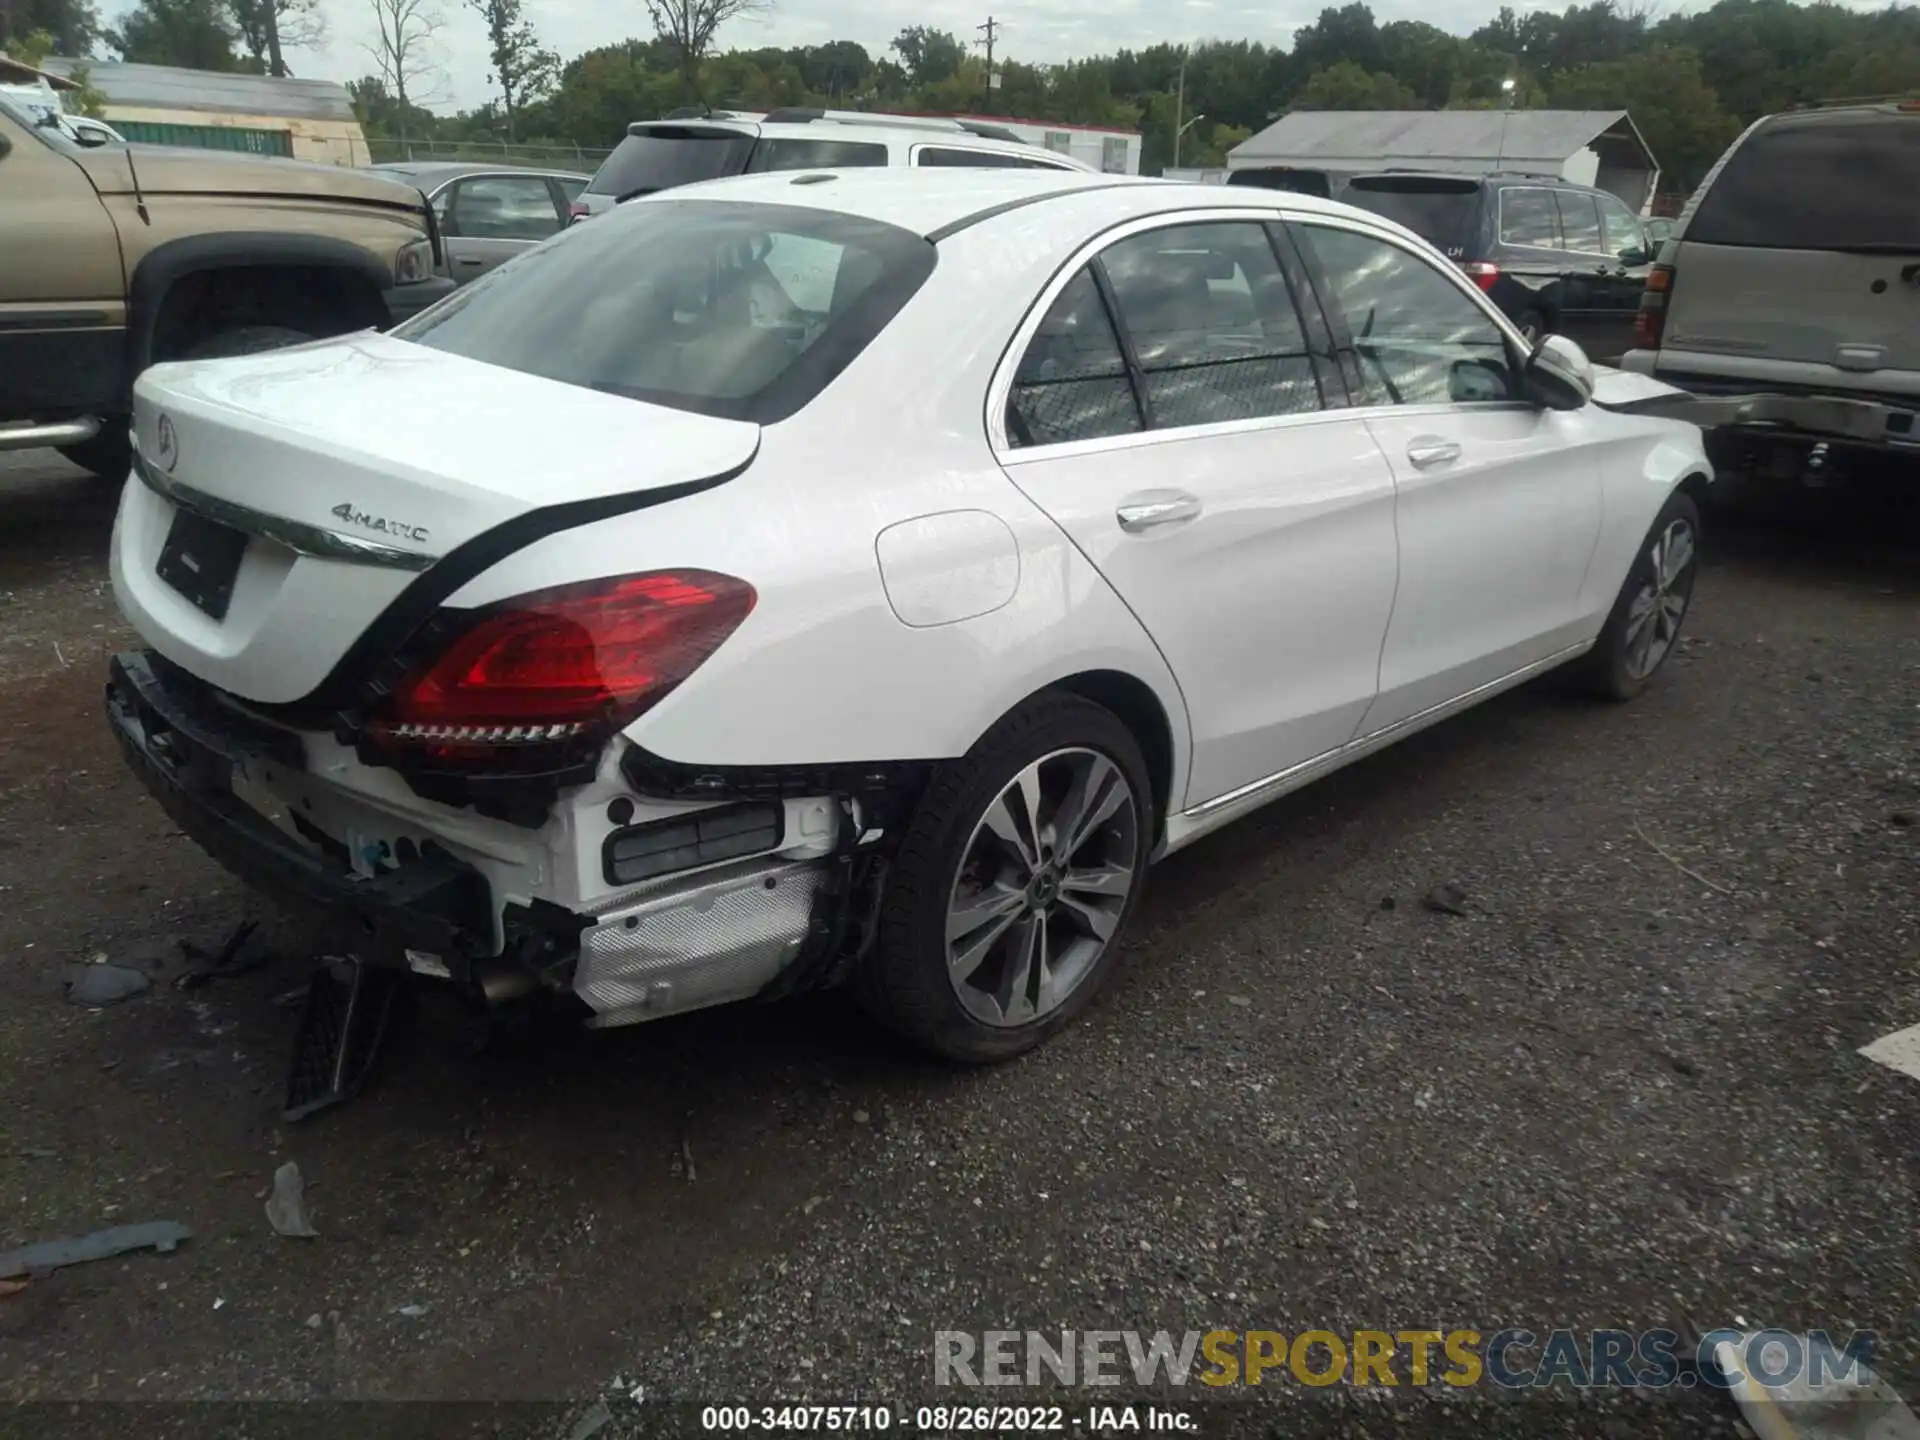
[112, 120, 294, 157]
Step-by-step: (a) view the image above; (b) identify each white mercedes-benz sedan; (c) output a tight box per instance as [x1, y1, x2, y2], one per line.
[106, 169, 1711, 1062]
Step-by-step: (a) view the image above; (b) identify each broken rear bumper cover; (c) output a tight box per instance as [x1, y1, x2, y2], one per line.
[106, 650, 863, 1026]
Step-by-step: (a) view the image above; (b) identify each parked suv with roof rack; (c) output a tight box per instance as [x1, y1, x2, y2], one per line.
[570, 107, 1092, 221]
[1336, 169, 1654, 362]
[1619, 97, 1919, 484]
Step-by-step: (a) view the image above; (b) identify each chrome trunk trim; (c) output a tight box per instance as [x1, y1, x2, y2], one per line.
[132, 445, 438, 572]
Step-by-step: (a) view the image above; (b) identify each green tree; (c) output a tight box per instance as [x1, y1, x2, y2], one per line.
[889, 25, 964, 89]
[1550, 44, 1740, 186]
[465, 0, 557, 139]
[1290, 58, 1419, 109]
[104, 0, 247, 69]
[643, 0, 768, 104]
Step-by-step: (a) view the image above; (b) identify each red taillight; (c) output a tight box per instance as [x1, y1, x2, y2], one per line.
[372, 570, 755, 759]
[1634, 263, 1674, 349]
[1458, 261, 1500, 292]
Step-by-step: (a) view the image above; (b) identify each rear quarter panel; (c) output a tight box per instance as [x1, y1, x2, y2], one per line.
[1576, 408, 1710, 625]
[439, 197, 1194, 805]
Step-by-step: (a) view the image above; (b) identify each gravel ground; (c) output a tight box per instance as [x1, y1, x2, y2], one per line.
[1, 449, 1916, 1440]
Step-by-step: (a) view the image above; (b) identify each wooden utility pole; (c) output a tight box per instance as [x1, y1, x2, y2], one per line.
[977, 16, 998, 110]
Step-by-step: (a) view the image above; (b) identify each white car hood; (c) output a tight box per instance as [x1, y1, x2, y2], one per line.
[113, 331, 760, 705]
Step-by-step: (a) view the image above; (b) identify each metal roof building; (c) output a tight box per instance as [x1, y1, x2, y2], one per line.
[40, 59, 357, 121]
[37, 58, 368, 165]
[1229, 109, 1661, 211]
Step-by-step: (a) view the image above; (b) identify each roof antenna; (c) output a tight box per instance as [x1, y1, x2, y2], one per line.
[124, 145, 152, 225]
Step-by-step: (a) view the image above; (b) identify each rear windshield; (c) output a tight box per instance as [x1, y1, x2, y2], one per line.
[1341, 177, 1481, 257]
[393, 199, 937, 423]
[1688, 115, 1920, 251]
[585, 127, 754, 200]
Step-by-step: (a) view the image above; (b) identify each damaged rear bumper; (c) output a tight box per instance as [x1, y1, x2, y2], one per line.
[106, 650, 872, 1024]
[107, 650, 495, 961]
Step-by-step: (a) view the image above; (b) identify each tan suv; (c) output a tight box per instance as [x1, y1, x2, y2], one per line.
[1620, 98, 1919, 487]
[0, 92, 454, 478]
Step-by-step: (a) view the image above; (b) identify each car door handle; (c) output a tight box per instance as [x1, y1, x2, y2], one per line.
[1116, 492, 1201, 532]
[1405, 438, 1461, 469]
[456, 257, 483, 267]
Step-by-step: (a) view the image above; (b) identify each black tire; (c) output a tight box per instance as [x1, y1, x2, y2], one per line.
[180, 325, 313, 360]
[858, 692, 1156, 1063]
[1568, 488, 1702, 701]
[57, 428, 132, 481]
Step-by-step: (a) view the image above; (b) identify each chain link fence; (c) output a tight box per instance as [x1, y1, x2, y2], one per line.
[366, 138, 613, 169]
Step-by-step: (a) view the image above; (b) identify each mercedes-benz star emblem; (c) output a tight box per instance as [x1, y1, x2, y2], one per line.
[155, 414, 179, 472]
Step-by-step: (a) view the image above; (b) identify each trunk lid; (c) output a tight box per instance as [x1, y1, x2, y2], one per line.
[112, 331, 760, 705]
[1665, 108, 1920, 388]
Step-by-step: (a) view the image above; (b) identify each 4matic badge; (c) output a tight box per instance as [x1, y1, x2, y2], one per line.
[330, 502, 430, 545]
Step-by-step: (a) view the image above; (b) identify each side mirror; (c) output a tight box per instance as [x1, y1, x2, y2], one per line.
[1618, 246, 1649, 267]
[73, 125, 109, 148]
[1523, 333, 1594, 411]
[1449, 357, 1510, 404]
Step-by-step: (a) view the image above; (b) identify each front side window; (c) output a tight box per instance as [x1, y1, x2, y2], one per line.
[747, 138, 888, 172]
[448, 175, 562, 241]
[1594, 193, 1647, 260]
[1097, 222, 1322, 430]
[1006, 268, 1142, 448]
[1293, 223, 1514, 408]
[1499, 188, 1562, 249]
[1555, 191, 1604, 255]
[397, 199, 935, 423]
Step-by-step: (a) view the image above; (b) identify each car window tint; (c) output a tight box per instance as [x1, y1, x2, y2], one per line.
[1686, 116, 1920, 251]
[1293, 223, 1514, 408]
[1499, 188, 1561, 248]
[558, 176, 587, 201]
[585, 128, 755, 199]
[450, 176, 561, 241]
[397, 199, 935, 424]
[1098, 222, 1322, 430]
[1006, 268, 1143, 448]
[1594, 194, 1646, 260]
[1555, 191, 1604, 254]
[748, 138, 888, 172]
[916, 146, 1069, 169]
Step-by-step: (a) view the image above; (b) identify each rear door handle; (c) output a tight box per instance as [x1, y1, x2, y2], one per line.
[1405, 437, 1462, 469]
[1116, 491, 1202, 533]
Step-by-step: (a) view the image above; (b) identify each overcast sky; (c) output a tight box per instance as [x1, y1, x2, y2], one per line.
[100, 0, 1889, 113]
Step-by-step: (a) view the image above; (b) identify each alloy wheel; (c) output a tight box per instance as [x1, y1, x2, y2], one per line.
[945, 747, 1140, 1028]
[1623, 516, 1696, 680]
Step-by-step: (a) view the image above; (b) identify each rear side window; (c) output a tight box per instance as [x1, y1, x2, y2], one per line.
[1555, 191, 1604, 254]
[916, 146, 1068, 170]
[1340, 177, 1481, 258]
[1499, 188, 1561, 248]
[747, 138, 888, 172]
[395, 199, 936, 424]
[1688, 116, 1920, 250]
[1006, 269, 1142, 448]
[1098, 222, 1322, 430]
[585, 128, 754, 200]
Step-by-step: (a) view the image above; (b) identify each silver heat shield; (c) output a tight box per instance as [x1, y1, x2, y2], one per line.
[572, 853, 828, 1027]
